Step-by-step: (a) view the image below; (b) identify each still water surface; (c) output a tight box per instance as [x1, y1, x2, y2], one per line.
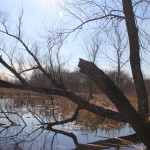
[0, 97, 144, 150]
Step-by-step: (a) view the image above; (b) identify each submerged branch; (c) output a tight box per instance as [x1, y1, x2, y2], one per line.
[46, 127, 79, 147]
[47, 106, 80, 128]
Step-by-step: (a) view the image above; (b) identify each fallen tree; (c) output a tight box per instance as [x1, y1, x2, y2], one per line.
[78, 58, 150, 148]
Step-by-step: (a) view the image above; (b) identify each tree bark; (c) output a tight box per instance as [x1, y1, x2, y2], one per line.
[78, 58, 150, 149]
[122, 0, 149, 115]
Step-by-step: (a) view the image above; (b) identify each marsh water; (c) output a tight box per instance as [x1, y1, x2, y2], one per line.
[0, 95, 144, 150]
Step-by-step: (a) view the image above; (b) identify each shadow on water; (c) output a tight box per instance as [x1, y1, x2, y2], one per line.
[0, 96, 145, 150]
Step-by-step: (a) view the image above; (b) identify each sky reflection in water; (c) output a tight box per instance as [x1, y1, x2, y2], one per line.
[0, 97, 142, 150]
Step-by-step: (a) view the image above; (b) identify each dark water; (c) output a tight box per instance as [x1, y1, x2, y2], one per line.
[0, 97, 144, 150]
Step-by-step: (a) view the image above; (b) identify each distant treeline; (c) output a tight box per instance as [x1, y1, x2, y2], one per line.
[12, 69, 150, 95]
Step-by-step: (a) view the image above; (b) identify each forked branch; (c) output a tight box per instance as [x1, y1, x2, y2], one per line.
[47, 106, 80, 128]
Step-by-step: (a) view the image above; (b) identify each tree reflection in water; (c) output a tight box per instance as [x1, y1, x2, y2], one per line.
[0, 97, 144, 150]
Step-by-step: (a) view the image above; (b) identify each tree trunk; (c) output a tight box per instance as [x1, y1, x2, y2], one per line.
[78, 58, 150, 149]
[122, 0, 149, 115]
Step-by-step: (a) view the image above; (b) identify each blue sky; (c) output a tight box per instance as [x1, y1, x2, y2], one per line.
[0, 0, 86, 70]
[0, 0, 150, 78]
[0, 0, 63, 35]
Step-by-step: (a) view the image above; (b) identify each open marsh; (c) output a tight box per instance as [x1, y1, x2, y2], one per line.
[0, 93, 144, 150]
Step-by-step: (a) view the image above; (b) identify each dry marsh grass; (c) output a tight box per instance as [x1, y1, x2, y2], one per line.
[0, 88, 149, 112]
[0, 89, 141, 131]
[0, 88, 43, 98]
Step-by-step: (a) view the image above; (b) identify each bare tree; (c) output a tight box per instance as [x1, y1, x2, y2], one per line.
[0, 11, 124, 122]
[84, 34, 102, 63]
[84, 34, 102, 100]
[0, 0, 150, 148]
[58, 0, 150, 147]
[59, 0, 149, 114]
[104, 21, 128, 88]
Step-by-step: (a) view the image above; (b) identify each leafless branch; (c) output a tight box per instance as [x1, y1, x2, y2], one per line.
[0, 107, 14, 124]
[46, 106, 80, 128]
[67, 14, 125, 33]
[0, 56, 29, 86]
[17, 7, 24, 39]
[0, 28, 66, 89]
[29, 109, 45, 124]
[18, 66, 39, 75]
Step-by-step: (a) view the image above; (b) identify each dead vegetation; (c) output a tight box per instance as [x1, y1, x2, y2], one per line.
[0, 88, 140, 131]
